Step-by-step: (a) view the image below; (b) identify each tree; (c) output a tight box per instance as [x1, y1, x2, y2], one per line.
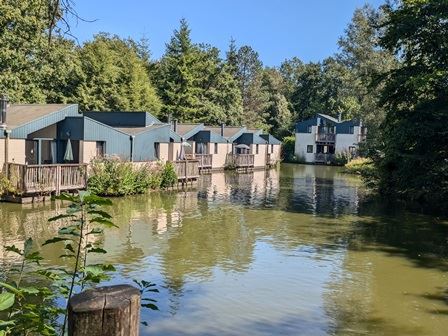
[337, 4, 396, 128]
[373, 0, 448, 207]
[259, 69, 292, 138]
[76, 33, 161, 113]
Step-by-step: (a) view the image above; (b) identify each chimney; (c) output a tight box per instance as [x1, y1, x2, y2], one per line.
[338, 112, 342, 122]
[0, 94, 8, 129]
[173, 119, 178, 132]
[221, 123, 225, 137]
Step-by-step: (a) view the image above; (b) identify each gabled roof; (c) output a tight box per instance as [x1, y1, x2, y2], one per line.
[7, 104, 80, 139]
[205, 126, 246, 142]
[7, 104, 77, 129]
[174, 123, 204, 139]
[115, 124, 168, 136]
[84, 111, 162, 127]
[317, 113, 339, 123]
[260, 134, 282, 145]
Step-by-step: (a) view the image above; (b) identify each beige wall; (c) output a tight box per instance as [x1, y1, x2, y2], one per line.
[159, 143, 169, 162]
[0, 138, 27, 168]
[81, 141, 97, 164]
[169, 143, 182, 161]
[270, 144, 282, 162]
[211, 143, 230, 169]
[252, 144, 267, 168]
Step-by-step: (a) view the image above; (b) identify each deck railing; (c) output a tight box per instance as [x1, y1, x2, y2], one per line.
[314, 153, 335, 163]
[173, 160, 200, 180]
[226, 154, 255, 168]
[316, 133, 336, 142]
[6, 163, 88, 195]
[195, 154, 213, 168]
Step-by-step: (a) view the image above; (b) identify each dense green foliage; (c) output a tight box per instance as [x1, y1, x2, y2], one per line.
[87, 157, 177, 196]
[0, 0, 395, 139]
[368, 0, 448, 208]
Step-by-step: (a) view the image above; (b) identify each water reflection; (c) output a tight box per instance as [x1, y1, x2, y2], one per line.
[0, 164, 447, 335]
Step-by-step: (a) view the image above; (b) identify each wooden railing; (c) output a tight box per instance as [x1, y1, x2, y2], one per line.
[173, 160, 199, 180]
[316, 133, 336, 142]
[195, 154, 212, 168]
[314, 153, 335, 163]
[6, 163, 88, 195]
[226, 154, 255, 168]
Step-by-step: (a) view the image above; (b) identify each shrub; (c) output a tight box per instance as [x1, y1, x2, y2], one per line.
[160, 162, 177, 188]
[343, 157, 374, 175]
[0, 173, 15, 195]
[333, 151, 351, 166]
[281, 136, 295, 162]
[88, 157, 177, 196]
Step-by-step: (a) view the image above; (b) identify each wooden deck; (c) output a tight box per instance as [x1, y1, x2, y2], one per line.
[226, 154, 255, 171]
[195, 154, 212, 171]
[173, 160, 200, 182]
[6, 163, 88, 195]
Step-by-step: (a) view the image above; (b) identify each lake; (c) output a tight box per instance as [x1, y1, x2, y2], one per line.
[1, 164, 447, 335]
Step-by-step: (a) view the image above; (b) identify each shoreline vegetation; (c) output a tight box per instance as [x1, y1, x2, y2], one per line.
[87, 157, 178, 196]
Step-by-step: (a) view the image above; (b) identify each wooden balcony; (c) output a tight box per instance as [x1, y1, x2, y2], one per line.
[226, 154, 255, 169]
[316, 133, 336, 142]
[6, 163, 88, 195]
[314, 153, 335, 164]
[173, 160, 200, 181]
[195, 154, 213, 169]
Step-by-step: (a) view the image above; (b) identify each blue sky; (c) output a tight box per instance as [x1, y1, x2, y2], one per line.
[69, 0, 385, 66]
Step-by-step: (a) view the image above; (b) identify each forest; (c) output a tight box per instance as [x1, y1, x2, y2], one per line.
[0, 0, 447, 209]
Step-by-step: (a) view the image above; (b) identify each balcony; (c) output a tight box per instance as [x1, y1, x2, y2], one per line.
[314, 153, 335, 164]
[195, 154, 213, 169]
[316, 133, 335, 142]
[226, 154, 255, 169]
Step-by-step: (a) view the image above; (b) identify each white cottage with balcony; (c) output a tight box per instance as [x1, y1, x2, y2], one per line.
[294, 113, 367, 164]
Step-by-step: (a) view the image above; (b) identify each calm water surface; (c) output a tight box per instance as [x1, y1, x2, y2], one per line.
[1, 164, 448, 335]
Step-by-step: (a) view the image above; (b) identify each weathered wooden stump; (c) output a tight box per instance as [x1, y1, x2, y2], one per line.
[68, 285, 141, 336]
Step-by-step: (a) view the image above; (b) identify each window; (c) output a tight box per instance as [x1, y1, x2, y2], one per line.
[96, 141, 105, 157]
[307, 145, 313, 153]
[214, 143, 218, 154]
[154, 143, 160, 160]
[271, 144, 274, 153]
[349, 126, 354, 134]
[307, 125, 312, 133]
[256, 144, 259, 154]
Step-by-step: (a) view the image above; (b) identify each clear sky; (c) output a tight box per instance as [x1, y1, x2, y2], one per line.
[69, 0, 385, 66]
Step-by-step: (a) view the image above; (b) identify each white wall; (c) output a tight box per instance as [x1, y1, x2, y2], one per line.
[252, 144, 267, 168]
[295, 126, 317, 163]
[335, 126, 361, 154]
[80, 141, 97, 164]
[211, 143, 229, 169]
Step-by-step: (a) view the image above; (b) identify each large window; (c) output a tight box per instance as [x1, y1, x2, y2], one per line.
[154, 143, 160, 160]
[307, 145, 313, 153]
[96, 141, 105, 157]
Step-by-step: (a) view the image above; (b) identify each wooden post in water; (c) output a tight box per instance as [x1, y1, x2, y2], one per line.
[68, 285, 141, 336]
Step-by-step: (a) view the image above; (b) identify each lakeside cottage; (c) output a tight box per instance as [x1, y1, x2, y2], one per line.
[0, 95, 281, 198]
[294, 113, 367, 164]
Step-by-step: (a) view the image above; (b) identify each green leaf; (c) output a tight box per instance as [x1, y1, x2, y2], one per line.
[0, 283, 21, 296]
[20, 287, 39, 295]
[87, 247, 107, 254]
[0, 320, 15, 327]
[0, 293, 15, 311]
[4, 245, 22, 256]
[42, 237, 69, 246]
[84, 265, 104, 277]
[48, 214, 74, 222]
[141, 303, 159, 310]
[90, 217, 117, 227]
[86, 228, 103, 235]
[24, 238, 33, 256]
[83, 194, 113, 206]
[58, 226, 80, 236]
[87, 210, 112, 219]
